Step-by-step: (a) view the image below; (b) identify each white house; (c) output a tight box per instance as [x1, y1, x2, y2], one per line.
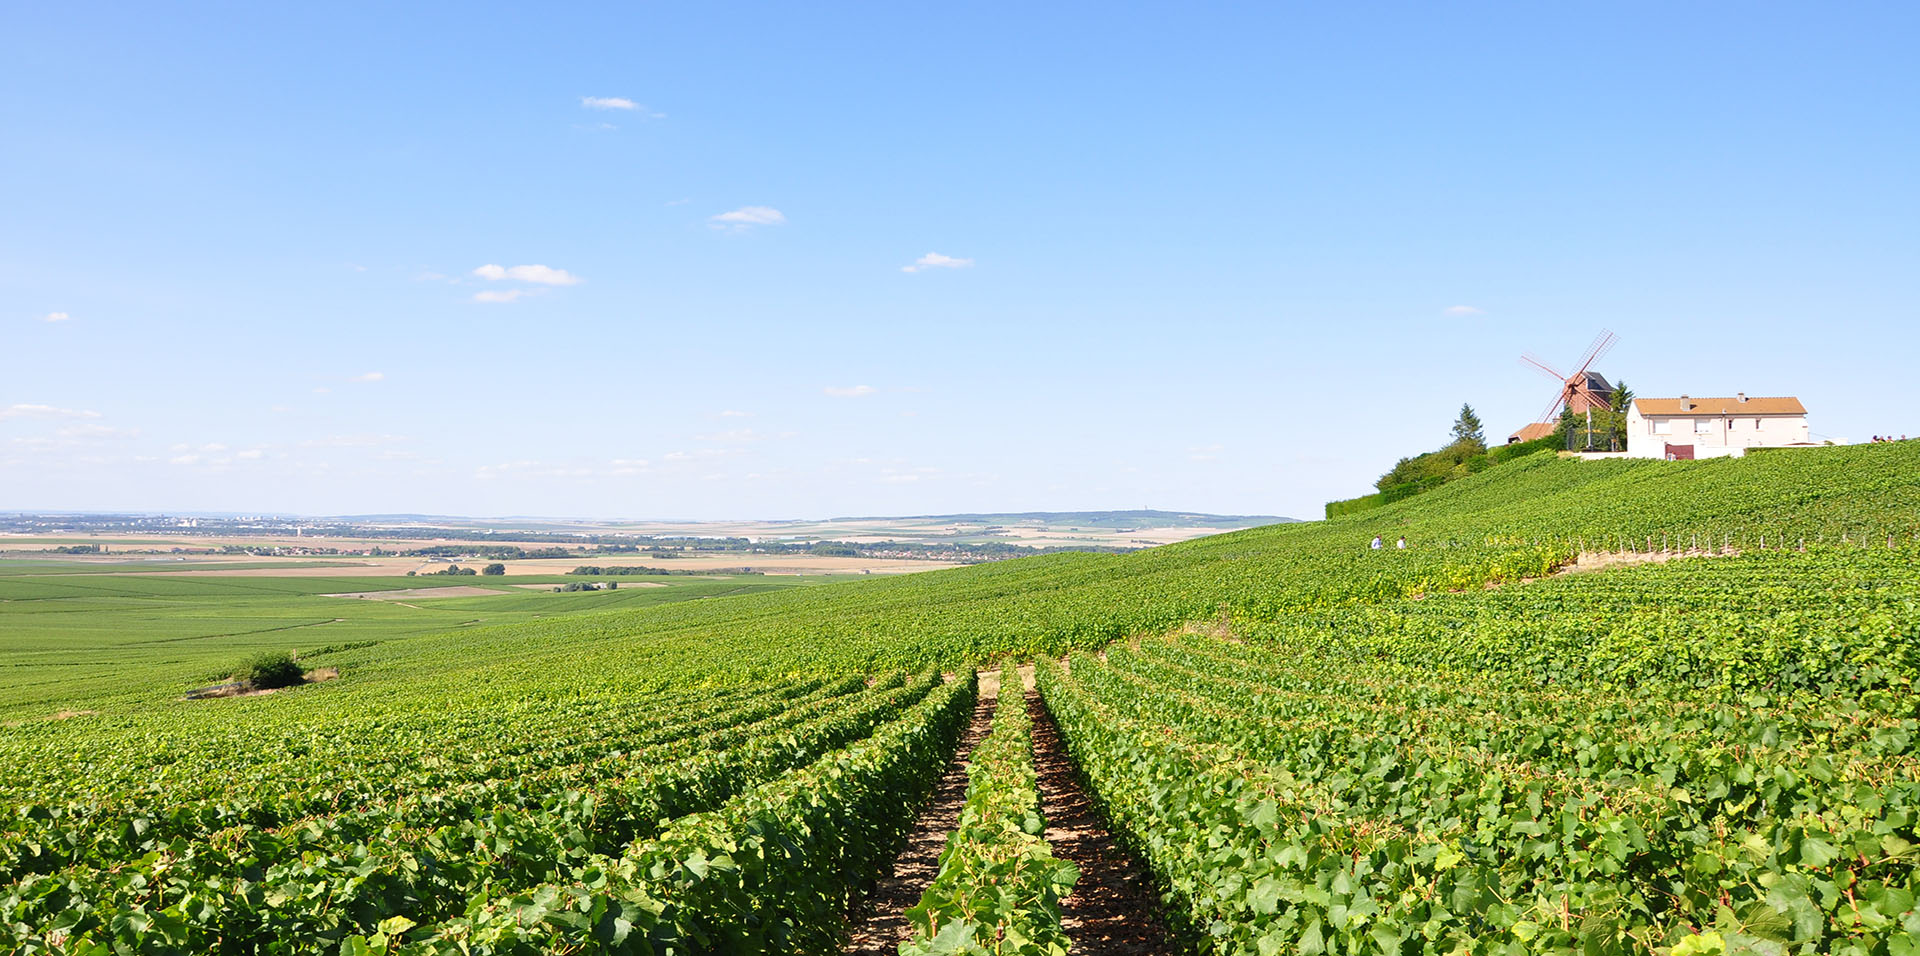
[1625, 394, 1810, 459]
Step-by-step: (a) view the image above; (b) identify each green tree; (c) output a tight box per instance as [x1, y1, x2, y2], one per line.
[481, 563, 506, 576]
[1606, 381, 1635, 450]
[1450, 404, 1486, 451]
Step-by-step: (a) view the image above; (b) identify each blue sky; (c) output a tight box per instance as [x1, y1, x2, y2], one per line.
[4, 2, 1915, 519]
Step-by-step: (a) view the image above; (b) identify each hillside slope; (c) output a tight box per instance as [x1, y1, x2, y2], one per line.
[8, 443, 1920, 719]
[4, 443, 1917, 954]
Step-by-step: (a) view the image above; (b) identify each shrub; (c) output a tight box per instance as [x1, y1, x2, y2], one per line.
[481, 563, 506, 575]
[240, 651, 304, 689]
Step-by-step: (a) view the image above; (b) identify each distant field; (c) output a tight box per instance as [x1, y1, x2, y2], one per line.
[0, 564, 839, 718]
[0, 508, 1290, 558]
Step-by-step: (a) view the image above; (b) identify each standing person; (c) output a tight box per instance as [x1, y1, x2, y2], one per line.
[1370, 535, 1383, 550]
[1396, 536, 1407, 549]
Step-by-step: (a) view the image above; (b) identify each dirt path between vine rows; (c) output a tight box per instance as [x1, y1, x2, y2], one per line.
[1029, 688, 1176, 954]
[844, 670, 1000, 954]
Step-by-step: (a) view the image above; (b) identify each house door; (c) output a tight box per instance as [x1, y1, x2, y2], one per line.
[1664, 443, 1696, 460]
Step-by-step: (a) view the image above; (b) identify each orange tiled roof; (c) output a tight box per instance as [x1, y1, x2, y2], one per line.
[1508, 422, 1558, 442]
[1635, 396, 1805, 416]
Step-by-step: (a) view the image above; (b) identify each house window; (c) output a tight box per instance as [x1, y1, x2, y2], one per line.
[1653, 420, 1672, 435]
[1754, 419, 1761, 429]
[1696, 419, 1713, 434]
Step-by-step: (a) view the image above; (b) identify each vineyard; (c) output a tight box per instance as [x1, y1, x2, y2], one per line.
[2, 443, 1918, 953]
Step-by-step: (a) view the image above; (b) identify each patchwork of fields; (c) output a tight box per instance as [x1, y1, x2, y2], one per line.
[2, 443, 1917, 954]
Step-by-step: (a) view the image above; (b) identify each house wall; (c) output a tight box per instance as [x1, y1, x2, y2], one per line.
[1626, 405, 1809, 459]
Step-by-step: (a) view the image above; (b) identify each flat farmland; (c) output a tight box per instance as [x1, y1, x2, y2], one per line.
[0, 563, 840, 720]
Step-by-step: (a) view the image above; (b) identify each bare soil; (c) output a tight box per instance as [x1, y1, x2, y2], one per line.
[184, 666, 340, 700]
[1555, 547, 1736, 575]
[844, 672, 999, 954]
[1029, 689, 1175, 954]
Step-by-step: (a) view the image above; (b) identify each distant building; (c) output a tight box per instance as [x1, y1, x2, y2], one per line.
[1507, 422, 1558, 444]
[1626, 394, 1810, 459]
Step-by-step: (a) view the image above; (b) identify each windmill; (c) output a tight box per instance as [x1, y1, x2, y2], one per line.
[1510, 329, 1620, 446]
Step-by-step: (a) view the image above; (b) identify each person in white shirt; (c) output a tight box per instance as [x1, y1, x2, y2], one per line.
[1370, 535, 1383, 550]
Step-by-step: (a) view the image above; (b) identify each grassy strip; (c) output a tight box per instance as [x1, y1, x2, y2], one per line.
[901, 673, 1077, 955]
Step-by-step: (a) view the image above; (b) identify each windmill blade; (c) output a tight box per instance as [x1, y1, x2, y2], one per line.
[1520, 353, 1568, 381]
[1573, 329, 1618, 375]
[1538, 390, 1569, 426]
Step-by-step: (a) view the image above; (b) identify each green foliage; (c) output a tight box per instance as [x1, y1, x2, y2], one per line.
[238, 650, 303, 688]
[480, 562, 505, 576]
[1323, 492, 1385, 519]
[902, 681, 1077, 955]
[1038, 632, 1920, 955]
[1488, 432, 1560, 463]
[1450, 402, 1486, 447]
[6, 443, 1920, 953]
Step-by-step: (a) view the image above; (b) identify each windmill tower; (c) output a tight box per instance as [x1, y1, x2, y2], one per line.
[1509, 330, 1619, 445]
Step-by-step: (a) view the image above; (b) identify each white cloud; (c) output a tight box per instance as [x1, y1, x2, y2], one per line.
[40, 312, 71, 323]
[0, 403, 100, 421]
[472, 264, 582, 286]
[580, 96, 665, 119]
[473, 289, 529, 304]
[711, 206, 787, 228]
[350, 371, 385, 383]
[236, 449, 263, 460]
[823, 385, 877, 398]
[1188, 443, 1224, 462]
[1444, 305, 1485, 316]
[718, 409, 749, 417]
[666, 198, 692, 206]
[901, 252, 974, 273]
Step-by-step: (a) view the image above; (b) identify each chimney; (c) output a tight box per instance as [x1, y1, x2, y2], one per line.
[1737, 392, 1747, 403]
[1680, 395, 1692, 411]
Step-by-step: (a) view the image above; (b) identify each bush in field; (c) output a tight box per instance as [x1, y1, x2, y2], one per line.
[239, 651, 304, 689]
[482, 563, 506, 575]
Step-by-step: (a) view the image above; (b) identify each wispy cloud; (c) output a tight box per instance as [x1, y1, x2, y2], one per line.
[0, 403, 100, 421]
[823, 385, 877, 398]
[1188, 443, 1224, 462]
[580, 96, 663, 117]
[1444, 305, 1485, 316]
[350, 371, 385, 383]
[473, 289, 530, 304]
[666, 198, 692, 206]
[901, 252, 974, 273]
[717, 409, 749, 418]
[39, 311, 71, 323]
[711, 206, 786, 230]
[472, 264, 582, 286]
